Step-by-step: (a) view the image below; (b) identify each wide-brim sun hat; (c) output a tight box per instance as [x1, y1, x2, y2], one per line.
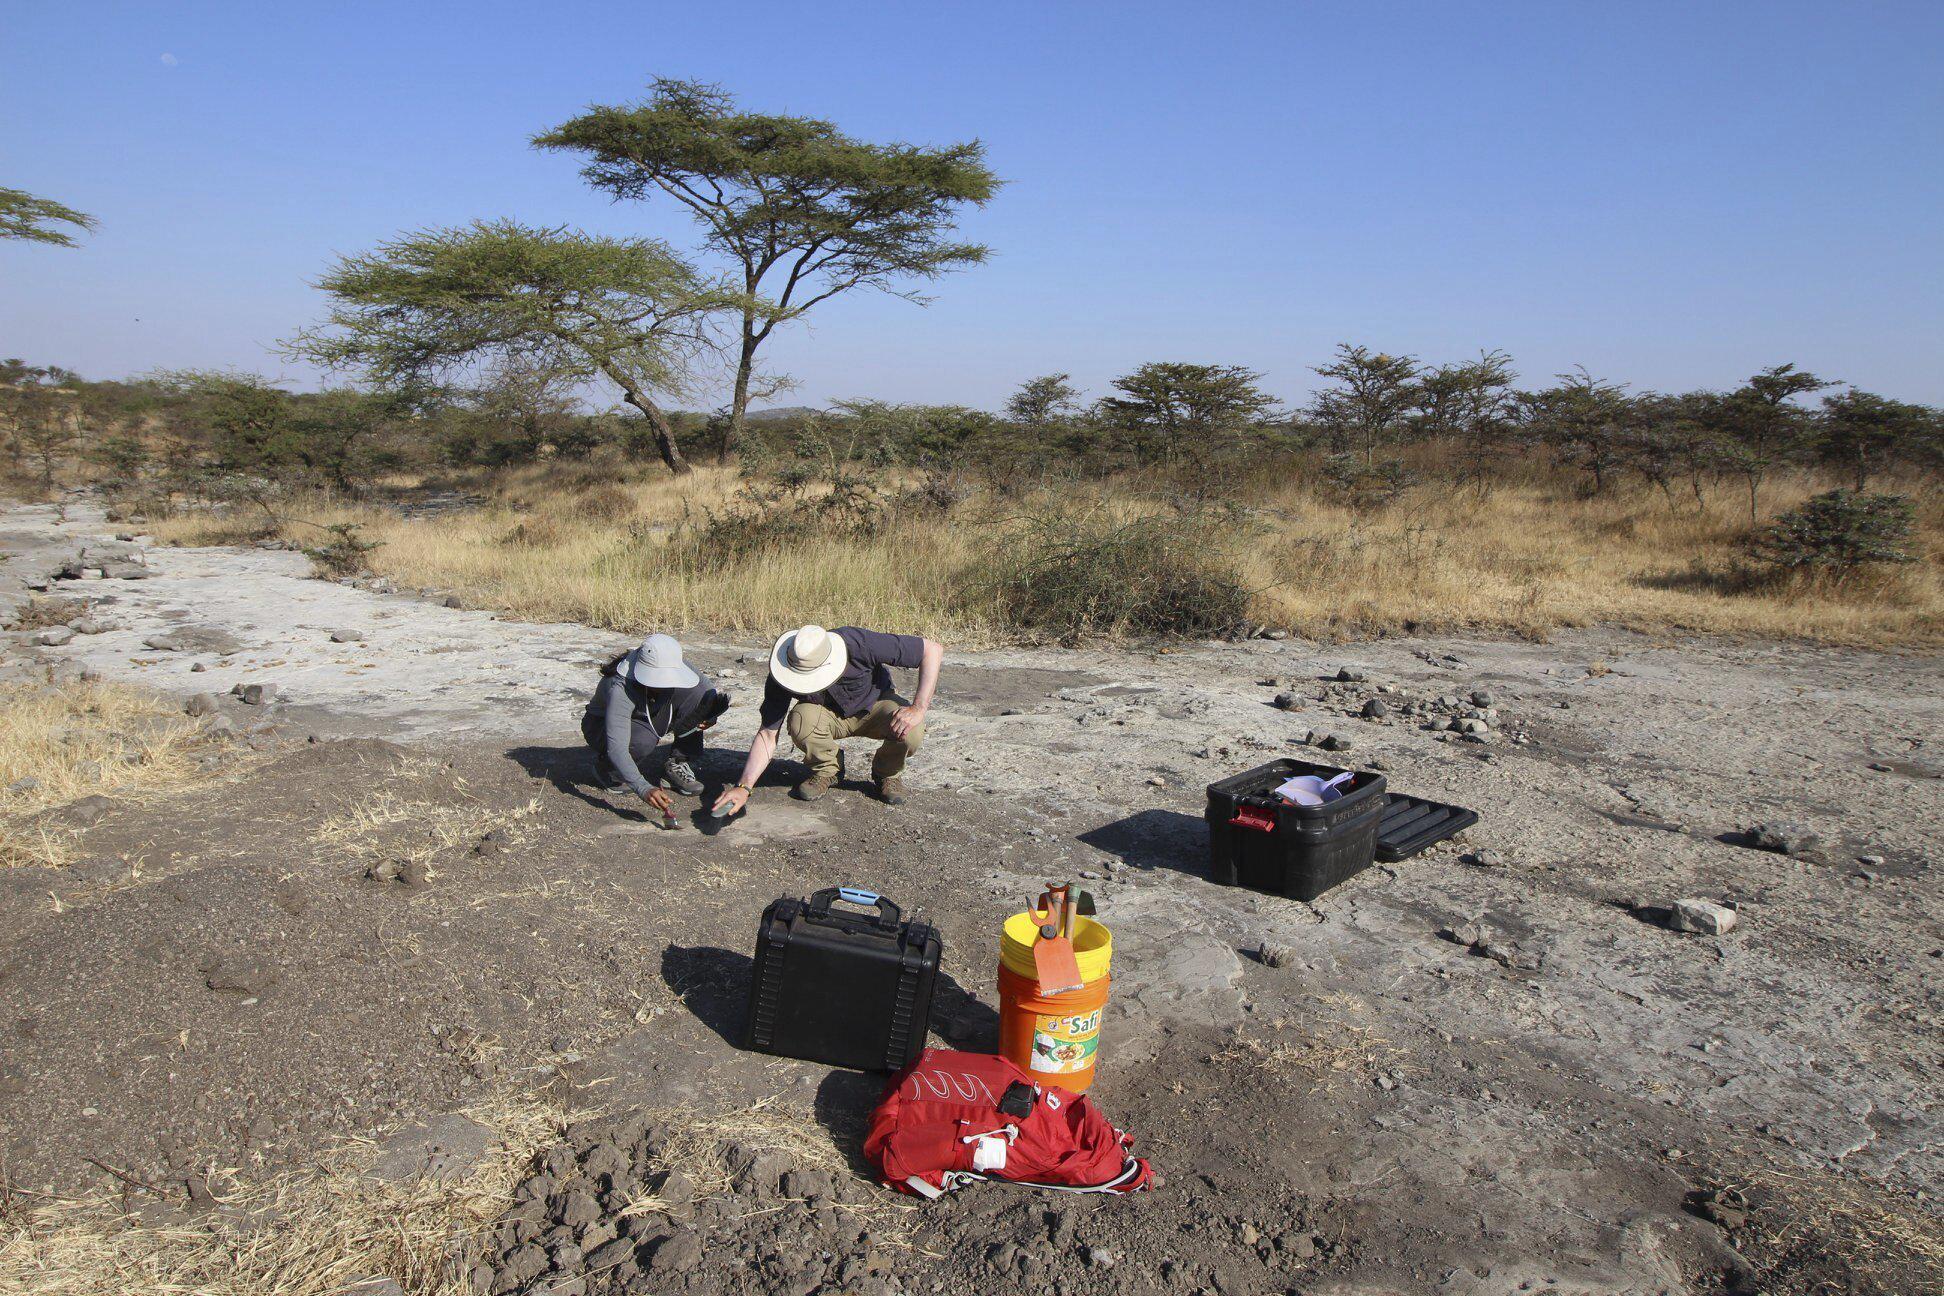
[629, 633, 700, 689]
[769, 624, 848, 695]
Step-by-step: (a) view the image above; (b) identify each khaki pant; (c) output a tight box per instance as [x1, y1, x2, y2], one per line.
[786, 698, 923, 781]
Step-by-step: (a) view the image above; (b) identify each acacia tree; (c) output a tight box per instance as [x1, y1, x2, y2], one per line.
[1099, 362, 1278, 464]
[1307, 345, 1421, 467]
[1817, 389, 1941, 490]
[1005, 373, 1081, 448]
[1710, 363, 1831, 520]
[0, 186, 96, 246]
[0, 363, 83, 493]
[1415, 350, 1517, 487]
[535, 79, 998, 456]
[1517, 368, 1635, 496]
[286, 220, 744, 473]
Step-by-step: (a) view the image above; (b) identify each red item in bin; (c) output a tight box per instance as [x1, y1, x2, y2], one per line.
[1230, 806, 1277, 833]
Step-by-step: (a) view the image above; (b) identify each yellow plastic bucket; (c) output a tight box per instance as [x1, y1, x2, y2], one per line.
[998, 912, 1113, 1092]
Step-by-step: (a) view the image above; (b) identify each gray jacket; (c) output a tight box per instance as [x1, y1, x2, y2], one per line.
[583, 671, 718, 796]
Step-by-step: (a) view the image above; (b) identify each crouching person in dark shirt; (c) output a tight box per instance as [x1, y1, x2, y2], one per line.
[710, 624, 943, 815]
[581, 634, 727, 814]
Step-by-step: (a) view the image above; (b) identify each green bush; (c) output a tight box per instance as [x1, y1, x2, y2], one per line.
[300, 521, 382, 576]
[1746, 490, 1916, 573]
[977, 510, 1252, 642]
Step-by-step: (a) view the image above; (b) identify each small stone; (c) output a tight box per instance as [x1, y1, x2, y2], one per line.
[185, 693, 220, 717]
[498, 1243, 548, 1286]
[35, 627, 75, 646]
[1465, 849, 1504, 867]
[1335, 667, 1365, 682]
[1470, 689, 1494, 706]
[1257, 943, 1296, 969]
[62, 794, 114, 826]
[1272, 692, 1298, 711]
[1318, 733, 1351, 752]
[1480, 941, 1542, 971]
[190, 662, 207, 672]
[443, 595, 465, 609]
[1857, 854, 1886, 866]
[1747, 820, 1819, 856]
[330, 628, 365, 643]
[237, 682, 278, 706]
[1669, 898, 1738, 936]
[1262, 628, 1289, 640]
[583, 1237, 634, 1271]
[142, 626, 242, 655]
[648, 1231, 702, 1272]
[1360, 698, 1389, 720]
[6, 777, 41, 795]
[1085, 1245, 1121, 1269]
[781, 1168, 834, 1202]
[551, 1189, 600, 1230]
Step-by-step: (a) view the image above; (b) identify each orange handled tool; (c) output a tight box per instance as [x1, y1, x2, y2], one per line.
[1030, 882, 1084, 996]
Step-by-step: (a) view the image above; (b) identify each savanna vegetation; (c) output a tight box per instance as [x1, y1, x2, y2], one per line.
[4, 80, 1939, 647]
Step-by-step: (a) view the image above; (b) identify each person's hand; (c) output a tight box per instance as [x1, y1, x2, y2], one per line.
[713, 785, 750, 817]
[890, 705, 926, 741]
[641, 787, 674, 815]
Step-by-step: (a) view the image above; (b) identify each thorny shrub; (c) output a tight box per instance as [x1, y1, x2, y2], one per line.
[977, 507, 1253, 643]
[1745, 490, 1917, 575]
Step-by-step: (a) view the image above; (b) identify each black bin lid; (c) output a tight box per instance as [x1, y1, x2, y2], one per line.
[1376, 793, 1478, 862]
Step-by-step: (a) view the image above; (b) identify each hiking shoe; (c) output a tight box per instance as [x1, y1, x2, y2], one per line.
[874, 775, 906, 807]
[792, 774, 834, 802]
[660, 758, 703, 796]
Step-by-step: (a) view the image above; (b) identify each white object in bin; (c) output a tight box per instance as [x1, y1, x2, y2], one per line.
[1273, 771, 1354, 806]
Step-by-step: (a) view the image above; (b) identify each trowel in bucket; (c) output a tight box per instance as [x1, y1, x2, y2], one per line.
[1031, 883, 1084, 996]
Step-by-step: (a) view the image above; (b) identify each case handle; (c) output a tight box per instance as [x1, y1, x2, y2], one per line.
[807, 886, 902, 928]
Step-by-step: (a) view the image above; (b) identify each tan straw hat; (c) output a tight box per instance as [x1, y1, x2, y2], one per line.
[768, 624, 848, 694]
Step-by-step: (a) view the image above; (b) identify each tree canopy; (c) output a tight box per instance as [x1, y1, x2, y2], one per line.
[0, 186, 97, 247]
[535, 78, 998, 453]
[1099, 362, 1279, 463]
[286, 220, 746, 473]
[1307, 345, 1421, 466]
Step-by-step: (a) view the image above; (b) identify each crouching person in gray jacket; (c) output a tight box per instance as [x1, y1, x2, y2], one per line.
[580, 634, 727, 814]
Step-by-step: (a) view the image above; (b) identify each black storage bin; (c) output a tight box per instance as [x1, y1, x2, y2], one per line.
[1205, 759, 1387, 901]
[745, 886, 940, 1072]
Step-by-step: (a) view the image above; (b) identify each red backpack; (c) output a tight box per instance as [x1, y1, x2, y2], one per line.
[864, 1048, 1154, 1198]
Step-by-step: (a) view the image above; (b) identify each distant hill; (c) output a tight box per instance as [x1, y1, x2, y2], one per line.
[744, 405, 821, 423]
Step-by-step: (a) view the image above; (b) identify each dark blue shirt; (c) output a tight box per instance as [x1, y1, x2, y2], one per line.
[758, 626, 926, 728]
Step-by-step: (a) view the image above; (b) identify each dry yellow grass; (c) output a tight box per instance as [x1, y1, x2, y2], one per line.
[0, 677, 237, 869]
[147, 460, 1943, 647]
[0, 1089, 580, 1296]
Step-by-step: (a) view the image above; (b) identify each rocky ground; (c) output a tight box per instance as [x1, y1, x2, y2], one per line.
[1, 498, 1939, 1295]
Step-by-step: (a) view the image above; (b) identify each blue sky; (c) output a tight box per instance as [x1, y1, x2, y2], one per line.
[4, 1, 1941, 409]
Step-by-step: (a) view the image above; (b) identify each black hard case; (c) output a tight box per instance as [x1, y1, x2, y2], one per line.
[744, 887, 941, 1072]
[1205, 759, 1388, 901]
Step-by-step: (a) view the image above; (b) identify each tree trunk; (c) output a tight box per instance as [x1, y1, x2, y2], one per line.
[722, 326, 759, 466]
[618, 385, 690, 475]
